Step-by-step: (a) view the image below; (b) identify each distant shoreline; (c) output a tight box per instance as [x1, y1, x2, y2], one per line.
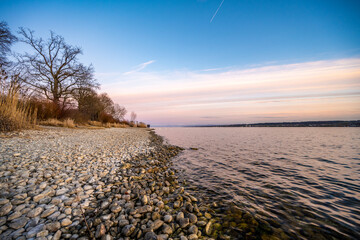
[188, 120, 360, 127]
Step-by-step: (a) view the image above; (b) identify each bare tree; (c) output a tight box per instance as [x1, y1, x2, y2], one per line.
[98, 93, 115, 115]
[114, 104, 127, 121]
[17, 28, 98, 111]
[0, 21, 17, 66]
[130, 111, 137, 122]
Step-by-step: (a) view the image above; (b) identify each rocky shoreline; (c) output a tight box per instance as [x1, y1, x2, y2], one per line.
[0, 127, 224, 240]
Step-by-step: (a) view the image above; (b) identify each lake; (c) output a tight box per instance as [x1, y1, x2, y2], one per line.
[155, 127, 360, 239]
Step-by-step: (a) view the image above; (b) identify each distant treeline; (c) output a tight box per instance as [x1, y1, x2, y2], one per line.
[192, 120, 360, 127]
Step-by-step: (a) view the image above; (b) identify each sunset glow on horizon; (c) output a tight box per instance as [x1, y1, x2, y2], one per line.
[100, 58, 360, 126]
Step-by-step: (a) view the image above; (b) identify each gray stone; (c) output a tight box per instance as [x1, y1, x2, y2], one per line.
[0, 203, 12, 216]
[9, 227, 25, 239]
[188, 234, 198, 240]
[46, 222, 61, 232]
[110, 205, 122, 213]
[100, 214, 112, 221]
[188, 213, 197, 223]
[36, 230, 49, 237]
[25, 217, 40, 229]
[164, 214, 173, 223]
[118, 219, 129, 227]
[156, 201, 164, 209]
[151, 211, 161, 221]
[121, 224, 135, 236]
[0, 199, 9, 205]
[0, 217, 6, 226]
[144, 231, 158, 240]
[188, 225, 198, 235]
[101, 234, 113, 240]
[95, 224, 106, 238]
[173, 201, 181, 208]
[9, 217, 28, 230]
[40, 207, 56, 218]
[53, 230, 62, 240]
[7, 211, 22, 221]
[141, 195, 148, 205]
[27, 207, 43, 218]
[26, 224, 45, 238]
[61, 218, 72, 226]
[197, 221, 206, 227]
[151, 219, 164, 230]
[56, 188, 69, 196]
[179, 218, 189, 228]
[176, 212, 184, 222]
[162, 223, 173, 234]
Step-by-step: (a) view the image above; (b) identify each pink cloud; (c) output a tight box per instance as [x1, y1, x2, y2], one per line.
[98, 58, 360, 125]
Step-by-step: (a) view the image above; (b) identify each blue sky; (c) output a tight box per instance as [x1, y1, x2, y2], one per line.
[1, 0, 360, 125]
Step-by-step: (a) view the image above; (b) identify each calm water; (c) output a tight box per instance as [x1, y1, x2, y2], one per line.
[155, 127, 360, 239]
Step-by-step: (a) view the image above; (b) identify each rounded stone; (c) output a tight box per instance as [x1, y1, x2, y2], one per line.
[27, 207, 44, 218]
[121, 224, 135, 237]
[9, 217, 28, 230]
[0, 203, 12, 216]
[164, 214, 173, 223]
[61, 218, 72, 227]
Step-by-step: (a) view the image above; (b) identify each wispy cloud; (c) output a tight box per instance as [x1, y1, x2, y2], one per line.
[100, 58, 360, 125]
[123, 60, 155, 75]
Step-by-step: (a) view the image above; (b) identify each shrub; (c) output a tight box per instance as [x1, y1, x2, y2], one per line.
[138, 122, 147, 128]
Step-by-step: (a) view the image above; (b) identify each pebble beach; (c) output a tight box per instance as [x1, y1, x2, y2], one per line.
[0, 127, 220, 240]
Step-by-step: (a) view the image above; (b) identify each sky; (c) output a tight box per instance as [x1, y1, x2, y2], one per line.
[1, 0, 360, 126]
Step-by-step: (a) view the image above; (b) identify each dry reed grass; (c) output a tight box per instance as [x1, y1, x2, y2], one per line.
[0, 93, 37, 132]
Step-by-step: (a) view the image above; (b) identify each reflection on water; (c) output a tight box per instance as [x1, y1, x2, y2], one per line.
[156, 127, 360, 239]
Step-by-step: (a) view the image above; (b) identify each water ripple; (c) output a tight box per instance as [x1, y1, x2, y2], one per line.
[156, 127, 360, 239]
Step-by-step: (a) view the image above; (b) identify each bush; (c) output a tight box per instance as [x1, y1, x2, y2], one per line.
[29, 98, 59, 120]
[138, 122, 147, 128]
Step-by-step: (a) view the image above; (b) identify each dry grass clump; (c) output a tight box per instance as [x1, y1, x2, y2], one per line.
[40, 118, 62, 126]
[40, 118, 76, 128]
[112, 123, 128, 128]
[0, 93, 37, 132]
[87, 121, 128, 128]
[63, 118, 75, 128]
[88, 121, 103, 127]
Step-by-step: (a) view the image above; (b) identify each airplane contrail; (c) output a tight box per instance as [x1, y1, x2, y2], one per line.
[210, 0, 225, 23]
